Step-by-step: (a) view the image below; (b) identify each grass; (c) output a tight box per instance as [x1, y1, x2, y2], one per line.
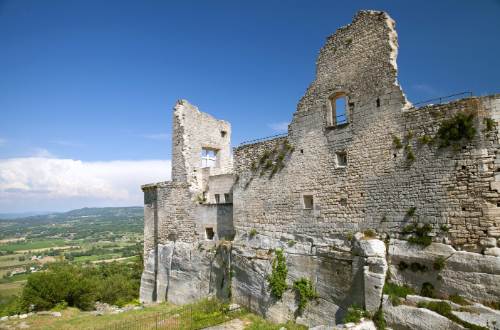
[1, 299, 307, 330]
[343, 304, 369, 324]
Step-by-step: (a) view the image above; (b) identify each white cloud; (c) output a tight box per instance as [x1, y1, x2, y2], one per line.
[141, 133, 170, 141]
[267, 122, 289, 133]
[0, 157, 171, 212]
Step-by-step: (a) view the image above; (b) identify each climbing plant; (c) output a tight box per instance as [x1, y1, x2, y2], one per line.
[267, 249, 288, 299]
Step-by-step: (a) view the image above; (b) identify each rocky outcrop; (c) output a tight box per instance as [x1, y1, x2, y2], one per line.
[140, 241, 231, 304]
[388, 239, 500, 303]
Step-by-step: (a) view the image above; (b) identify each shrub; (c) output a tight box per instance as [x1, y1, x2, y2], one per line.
[436, 111, 476, 148]
[392, 135, 403, 149]
[406, 207, 416, 217]
[372, 308, 386, 330]
[383, 282, 414, 306]
[433, 256, 446, 271]
[287, 240, 296, 247]
[409, 262, 427, 272]
[440, 224, 450, 232]
[421, 282, 435, 298]
[483, 117, 496, 132]
[293, 278, 317, 314]
[405, 223, 433, 247]
[249, 228, 257, 238]
[363, 229, 376, 238]
[343, 304, 369, 324]
[267, 249, 288, 299]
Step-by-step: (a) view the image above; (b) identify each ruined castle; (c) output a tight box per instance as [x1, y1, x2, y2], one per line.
[140, 11, 500, 328]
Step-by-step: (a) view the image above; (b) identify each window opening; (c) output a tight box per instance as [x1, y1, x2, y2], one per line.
[224, 193, 231, 203]
[205, 227, 215, 240]
[329, 94, 348, 125]
[215, 194, 220, 204]
[201, 148, 217, 168]
[335, 151, 347, 168]
[221, 130, 227, 138]
[303, 195, 314, 210]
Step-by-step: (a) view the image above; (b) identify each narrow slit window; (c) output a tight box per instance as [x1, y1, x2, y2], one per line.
[201, 148, 217, 168]
[215, 194, 220, 204]
[303, 195, 314, 210]
[205, 227, 215, 240]
[224, 193, 231, 203]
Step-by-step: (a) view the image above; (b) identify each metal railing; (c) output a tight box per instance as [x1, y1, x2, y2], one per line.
[413, 91, 473, 107]
[91, 301, 242, 330]
[237, 133, 288, 148]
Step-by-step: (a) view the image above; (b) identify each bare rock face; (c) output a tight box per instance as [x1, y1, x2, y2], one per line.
[353, 234, 387, 313]
[383, 296, 464, 330]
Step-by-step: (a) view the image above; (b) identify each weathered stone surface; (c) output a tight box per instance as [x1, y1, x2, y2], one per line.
[383, 296, 464, 330]
[452, 304, 500, 330]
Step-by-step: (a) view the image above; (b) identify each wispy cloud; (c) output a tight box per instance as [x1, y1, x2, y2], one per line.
[141, 133, 170, 141]
[267, 122, 289, 133]
[32, 148, 56, 158]
[0, 156, 171, 212]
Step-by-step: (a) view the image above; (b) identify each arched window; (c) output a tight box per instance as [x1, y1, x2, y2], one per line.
[328, 93, 348, 126]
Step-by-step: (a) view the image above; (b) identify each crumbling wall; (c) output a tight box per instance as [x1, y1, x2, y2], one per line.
[232, 11, 500, 250]
[171, 100, 232, 192]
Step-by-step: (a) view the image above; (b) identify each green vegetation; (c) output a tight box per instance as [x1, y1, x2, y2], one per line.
[417, 301, 488, 330]
[392, 135, 403, 149]
[287, 240, 296, 247]
[436, 111, 476, 148]
[363, 229, 376, 238]
[267, 249, 288, 300]
[383, 282, 414, 306]
[418, 134, 433, 145]
[402, 223, 433, 247]
[449, 294, 470, 306]
[483, 117, 496, 132]
[406, 207, 416, 217]
[405, 145, 415, 162]
[249, 228, 258, 238]
[292, 278, 317, 314]
[244, 313, 307, 330]
[433, 256, 446, 271]
[0, 207, 144, 316]
[5, 260, 142, 314]
[421, 282, 435, 298]
[343, 304, 369, 323]
[372, 308, 386, 330]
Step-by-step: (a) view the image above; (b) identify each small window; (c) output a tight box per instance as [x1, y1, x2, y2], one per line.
[221, 130, 227, 138]
[335, 151, 347, 168]
[329, 93, 348, 126]
[224, 193, 231, 203]
[215, 194, 220, 204]
[201, 148, 218, 168]
[205, 227, 215, 240]
[303, 195, 314, 210]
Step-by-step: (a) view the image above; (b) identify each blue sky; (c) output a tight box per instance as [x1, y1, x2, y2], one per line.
[0, 0, 499, 212]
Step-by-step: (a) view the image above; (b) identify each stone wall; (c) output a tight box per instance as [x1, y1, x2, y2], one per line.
[232, 10, 500, 250]
[171, 99, 232, 192]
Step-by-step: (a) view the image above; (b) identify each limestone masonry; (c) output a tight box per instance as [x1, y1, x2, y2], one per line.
[140, 11, 500, 328]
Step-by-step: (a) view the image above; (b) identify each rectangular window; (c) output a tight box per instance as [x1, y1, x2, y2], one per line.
[335, 151, 347, 168]
[205, 227, 215, 240]
[303, 195, 314, 210]
[215, 194, 220, 204]
[224, 193, 231, 203]
[201, 148, 218, 168]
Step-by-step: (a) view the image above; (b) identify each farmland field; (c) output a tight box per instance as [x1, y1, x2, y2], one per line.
[0, 207, 144, 313]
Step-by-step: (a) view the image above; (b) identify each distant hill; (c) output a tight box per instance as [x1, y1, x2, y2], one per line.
[0, 207, 143, 224]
